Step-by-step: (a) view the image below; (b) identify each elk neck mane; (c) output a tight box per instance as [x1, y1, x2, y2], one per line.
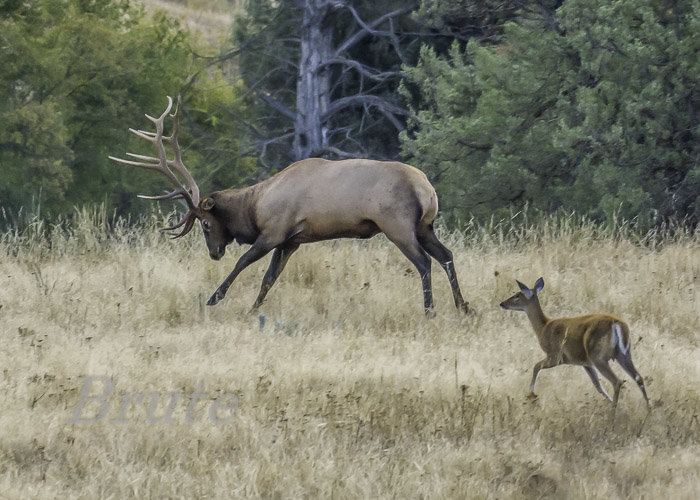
[208, 186, 261, 245]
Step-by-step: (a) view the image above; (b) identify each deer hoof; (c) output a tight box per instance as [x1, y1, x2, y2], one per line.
[526, 392, 538, 401]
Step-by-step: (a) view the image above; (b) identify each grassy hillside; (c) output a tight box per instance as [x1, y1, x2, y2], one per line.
[139, 0, 243, 46]
[0, 210, 698, 498]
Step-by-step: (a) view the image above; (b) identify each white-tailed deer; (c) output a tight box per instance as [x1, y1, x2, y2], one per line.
[110, 97, 469, 315]
[500, 278, 649, 408]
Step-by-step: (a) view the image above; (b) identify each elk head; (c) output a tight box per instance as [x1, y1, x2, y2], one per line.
[109, 96, 232, 260]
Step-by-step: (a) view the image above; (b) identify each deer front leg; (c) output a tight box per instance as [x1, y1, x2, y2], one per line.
[529, 356, 560, 397]
[207, 239, 275, 306]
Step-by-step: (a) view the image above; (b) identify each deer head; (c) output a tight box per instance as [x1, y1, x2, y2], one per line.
[499, 278, 545, 312]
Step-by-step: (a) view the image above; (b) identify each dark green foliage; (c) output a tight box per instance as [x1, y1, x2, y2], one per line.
[0, 0, 256, 218]
[3, 0, 697, 229]
[402, 0, 699, 228]
[0, 1, 190, 215]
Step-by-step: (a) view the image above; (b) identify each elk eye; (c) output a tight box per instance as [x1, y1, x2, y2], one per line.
[202, 220, 210, 231]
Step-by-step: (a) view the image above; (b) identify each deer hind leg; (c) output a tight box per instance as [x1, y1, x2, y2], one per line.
[615, 349, 650, 407]
[417, 227, 469, 313]
[251, 242, 300, 311]
[382, 227, 434, 316]
[583, 366, 613, 402]
[592, 359, 624, 408]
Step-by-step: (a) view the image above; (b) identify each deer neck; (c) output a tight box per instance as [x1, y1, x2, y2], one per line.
[524, 296, 549, 339]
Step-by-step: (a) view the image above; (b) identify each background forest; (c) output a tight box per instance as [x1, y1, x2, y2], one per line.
[0, 0, 698, 228]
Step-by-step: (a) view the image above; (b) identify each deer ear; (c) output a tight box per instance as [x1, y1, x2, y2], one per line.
[516, 279, 533, 298]
[201, 197, 215, 211]
[534, 277, 544, 292]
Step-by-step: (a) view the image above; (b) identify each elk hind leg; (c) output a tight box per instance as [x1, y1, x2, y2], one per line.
[251, 242, 300, 311]
[383, 228, 434, 316]
[417, 227, 469, 313]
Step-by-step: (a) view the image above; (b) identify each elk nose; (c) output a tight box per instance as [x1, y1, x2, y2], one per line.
[499, 302, 506, 309]
[209, 245, 226, 261]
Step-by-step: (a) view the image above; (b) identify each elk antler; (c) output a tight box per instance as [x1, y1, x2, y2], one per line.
[109, 96, 201, 238]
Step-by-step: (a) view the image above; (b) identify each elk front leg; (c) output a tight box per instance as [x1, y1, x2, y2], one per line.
[207, 239, 274, 306]
[250, 242, 300, 311]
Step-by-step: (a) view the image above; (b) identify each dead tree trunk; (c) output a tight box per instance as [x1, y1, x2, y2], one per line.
[236, 1, 414, 165]
[293, 0, 337, 160]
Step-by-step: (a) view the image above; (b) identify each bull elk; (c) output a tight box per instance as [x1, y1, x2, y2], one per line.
[109, 97, 469, 315]
[500, 278, 649, 409]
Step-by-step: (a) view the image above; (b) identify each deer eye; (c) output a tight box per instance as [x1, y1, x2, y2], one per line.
[201, 220, 210, 231]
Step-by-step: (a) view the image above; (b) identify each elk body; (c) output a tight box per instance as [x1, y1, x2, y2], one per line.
[110, 97, 469, 315]
[500, 278, 649, 409]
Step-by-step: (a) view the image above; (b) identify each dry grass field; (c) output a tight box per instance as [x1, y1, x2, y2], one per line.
[0, 209, 698, 498]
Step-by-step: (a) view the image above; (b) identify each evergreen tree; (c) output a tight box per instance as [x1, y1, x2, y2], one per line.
[402, 0, 699, 227]
[0, 0, 255, 217]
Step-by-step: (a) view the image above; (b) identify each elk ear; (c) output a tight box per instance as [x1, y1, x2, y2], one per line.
[201, 197, 215, 211]
[534, 277, 544, 293]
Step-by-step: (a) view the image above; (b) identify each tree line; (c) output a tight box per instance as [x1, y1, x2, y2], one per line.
[1, 0, 697, 229]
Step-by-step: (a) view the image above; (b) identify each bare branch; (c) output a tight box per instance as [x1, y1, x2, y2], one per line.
[387, 17, 409, 65]
[334, 6, 413, 58]
[373, 105, 405, 131]
[324, 94, 409, 130]
[322, 146, 361, 159]
[254, 91, 296, 121]
[259, 131, 296, 168]
[326, 57, 402, 82]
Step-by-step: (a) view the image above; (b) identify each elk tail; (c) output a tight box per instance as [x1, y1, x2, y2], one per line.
[415, 186, 439, 229]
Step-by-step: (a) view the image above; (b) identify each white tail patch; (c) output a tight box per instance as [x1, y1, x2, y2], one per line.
[612, 323, 629, 355]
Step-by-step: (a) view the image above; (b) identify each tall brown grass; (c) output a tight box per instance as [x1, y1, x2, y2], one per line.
[0, 209, 698, 498]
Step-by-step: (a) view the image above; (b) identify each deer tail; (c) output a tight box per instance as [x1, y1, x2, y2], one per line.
[612, 322, 629, 357]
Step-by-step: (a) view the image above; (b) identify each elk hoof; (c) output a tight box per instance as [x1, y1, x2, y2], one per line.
[460, 302, 470, 314]
[206, 291, 223, 306]
[424, 308, 437, 319]
[526, 392, 538, 401]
